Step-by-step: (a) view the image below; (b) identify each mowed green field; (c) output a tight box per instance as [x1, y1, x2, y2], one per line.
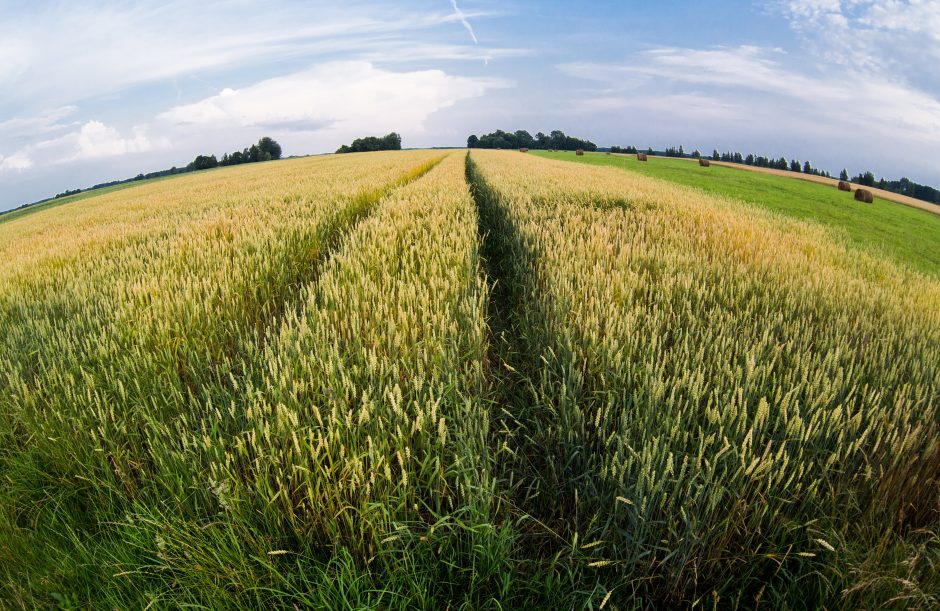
[533, 150, 940, 276]
[0, 150, 937, 609]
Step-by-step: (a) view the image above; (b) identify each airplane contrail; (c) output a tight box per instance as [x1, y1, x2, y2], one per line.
[450, 0, 478, 44]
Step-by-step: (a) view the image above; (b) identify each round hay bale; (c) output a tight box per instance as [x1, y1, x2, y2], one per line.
[838, 181, 851, 192]
[576, 149, 584, 156]
[854, 189, 874, 204]
[637, 153, 648, 162]
[519, 148, 529, 153]
[699, 159, 711, 167]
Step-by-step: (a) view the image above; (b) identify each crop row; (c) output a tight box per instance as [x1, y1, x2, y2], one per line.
[466, 149, 940, 608]
[0, 150, 446, 605]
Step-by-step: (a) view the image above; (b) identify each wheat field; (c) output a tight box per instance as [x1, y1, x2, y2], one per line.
[0, 149, 937, 609]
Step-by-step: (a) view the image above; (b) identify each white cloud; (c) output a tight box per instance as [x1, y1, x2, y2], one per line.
[780, 0, 940, 76]
[560, 45, 940, 141]
[0, 151, 33, 172]
[0, 1, 512, 115]
[157, 61, 507, 139]
[0, 106, 79, 138]
[2, 121, 169, 173]
[557, 44, 940, 181]
[69, 122, 159, 161]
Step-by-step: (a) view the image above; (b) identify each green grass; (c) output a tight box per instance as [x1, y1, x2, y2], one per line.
[533, 150, 940, 277]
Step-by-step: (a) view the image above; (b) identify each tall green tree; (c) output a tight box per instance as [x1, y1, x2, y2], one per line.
[257, 137, 282, 160]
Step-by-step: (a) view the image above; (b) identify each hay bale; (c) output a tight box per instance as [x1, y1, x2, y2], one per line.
[576, 149, 584, 156]
[855, 188, 874, 204]
[637, 153, 648, 162]
[519, 148, 529, 153]
[699, 159, 710, 167]
[838, 181, 851, 192]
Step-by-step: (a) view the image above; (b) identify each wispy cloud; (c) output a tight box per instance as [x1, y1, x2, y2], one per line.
[0, 1, 511, 115]
[779, 0, 940, 81]
[560, 45, 940, 140]
[558, 44, 940, 180]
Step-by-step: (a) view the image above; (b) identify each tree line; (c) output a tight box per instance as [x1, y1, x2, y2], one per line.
[336, 132, 402, 154]
[704, 149, 833, 178]
[188, 137, 283, 171]
[467, 129, 598, 152]
[53, 137, 282, 200]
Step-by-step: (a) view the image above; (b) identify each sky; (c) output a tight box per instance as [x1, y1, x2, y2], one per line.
[2, 0, 940, 211]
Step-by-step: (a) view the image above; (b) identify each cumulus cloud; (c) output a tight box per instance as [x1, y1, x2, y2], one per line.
[157, 61, 507, 138]
[1, 121, 169, 174]
[68, 121, 160, 161]
[0, 151, 33, 172]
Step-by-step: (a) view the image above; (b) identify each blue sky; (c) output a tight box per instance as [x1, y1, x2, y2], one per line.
[2, 0, 940, 211]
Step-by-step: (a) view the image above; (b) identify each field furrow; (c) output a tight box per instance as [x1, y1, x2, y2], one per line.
[126, 151, 503, 607]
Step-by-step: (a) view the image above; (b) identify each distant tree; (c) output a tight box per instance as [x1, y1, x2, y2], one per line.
[692, 149, 701, 158]
[514, 130, 534, 149]
[712, 149, 720, 161]
[467, 134, 479, 148]
[840, 168, 849, 181]
[745, 154, 755, 165]
[189, 154, 219, 171]
[383, 132, 402, 150]
[678, 145, 684, 157]
[257, 137, 282, 160]
[337, 132, 402, 154]
[647, 147, 654, 156]
[803, 161, 812, 174]
[790, 159, 801, 172]
[853, 171, 876, 187]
